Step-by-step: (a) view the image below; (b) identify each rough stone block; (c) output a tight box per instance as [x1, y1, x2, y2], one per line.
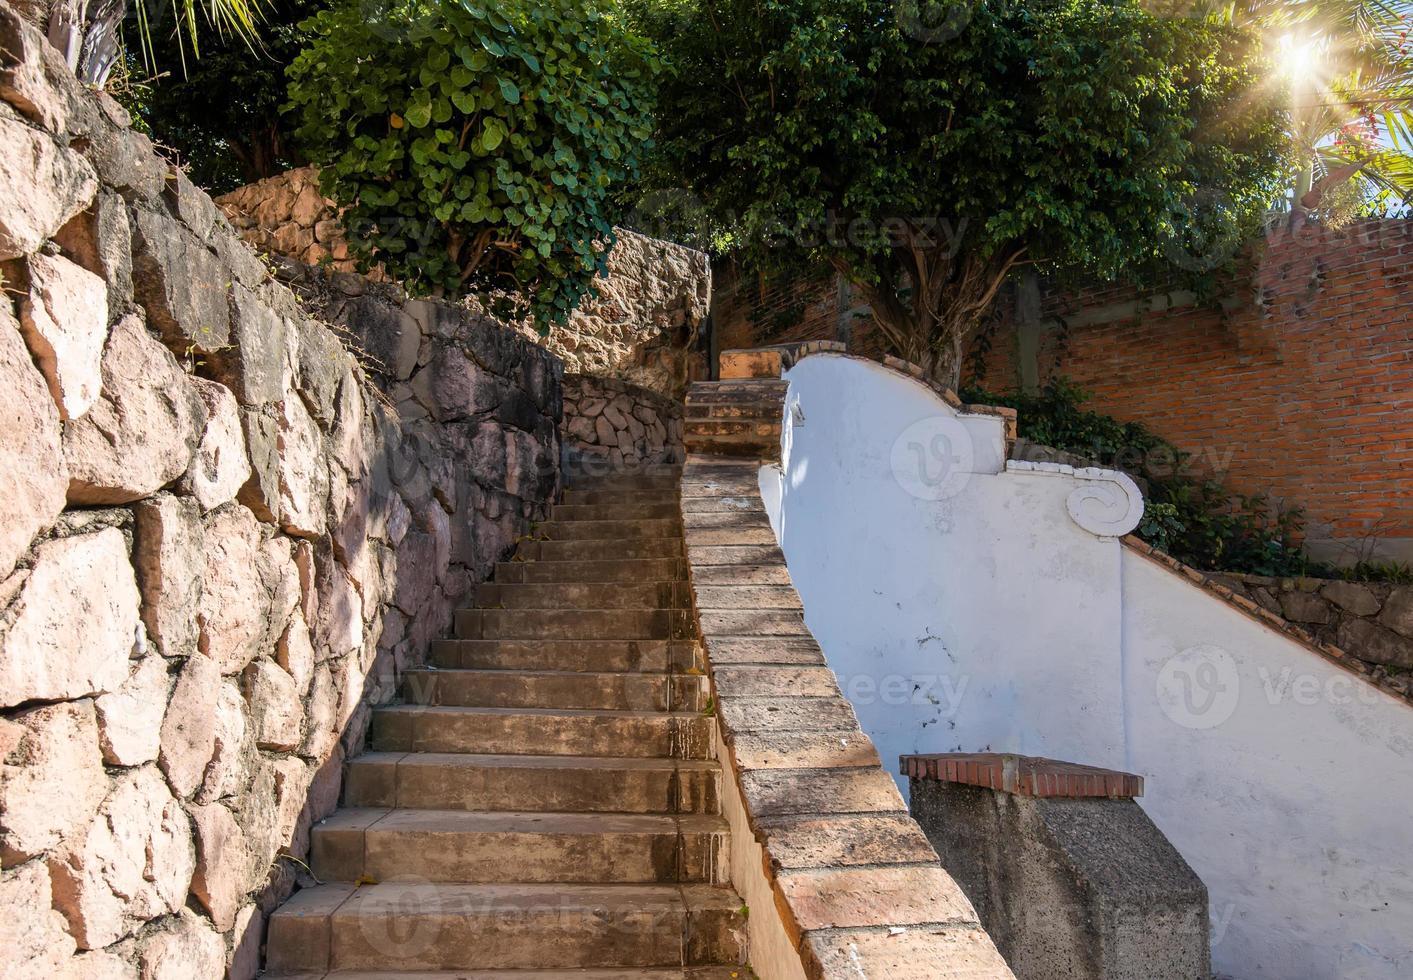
[130, 208, 230, 352]
[137, 909, 225, 980]
[0, 699, 108, 864]
[51, 189, 132, 317]
[0, 300, 68, 579]
[0, 861, 77, 974]
[93, 656, 170, 766]
[243, 659, 302, 751]
[17, 251, 109, 419]
[210, 284, 289, 406]
[132, 494, 203, 656]
[0, 528, 139, 709]
[188, 801, 250, 932]
[1379, 587, 1413, 639]
[0, 114, 96, 260]
[277, 393, 329, 538]
[197, 504, 270, 674]
[63, 314, 205, 504]
[183, 377, 253, 512]
[48, 765, 194, 949]
[158, 654, 222, 799]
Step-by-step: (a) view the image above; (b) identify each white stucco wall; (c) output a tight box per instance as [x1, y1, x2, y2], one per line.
[765, 352, 1413, 980]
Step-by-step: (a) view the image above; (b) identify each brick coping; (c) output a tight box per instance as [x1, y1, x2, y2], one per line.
[901, 753, 1144, 799]
[1123, 537, 1413, 708]
[679, 450, 1014, 979]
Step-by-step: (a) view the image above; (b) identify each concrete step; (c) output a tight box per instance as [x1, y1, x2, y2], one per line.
[560, 488, 680, 506]
[344, 752, 721, 814]
[681, 511, 772, 530]
[516, 537, 684, 561]
[553, 501, 680, 521]
[567, 471, 684, 493]
[536, 518, 684, 540]
[371, 706, 716, 759]
[400, 668, 706, 712]
[430, 638, 701, 674]
[494, 557, 686, 584]
[454, 608, 693, 641]
[311, 809, 729, 884]
[266, 970, 747, 980]
[473, 581, 689, 610]
[265, 881, 745, 972]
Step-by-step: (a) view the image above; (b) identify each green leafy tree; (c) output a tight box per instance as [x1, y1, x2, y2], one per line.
[639, 0, 1289, 388]
[287, 0, 659, 327]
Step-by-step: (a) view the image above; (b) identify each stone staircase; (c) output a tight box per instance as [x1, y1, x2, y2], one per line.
[263, 462, 748, 978]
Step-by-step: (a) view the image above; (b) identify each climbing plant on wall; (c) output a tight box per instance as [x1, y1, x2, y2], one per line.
[287, 0, 659, 328]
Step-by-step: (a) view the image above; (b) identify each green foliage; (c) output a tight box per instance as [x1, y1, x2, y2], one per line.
[962, 378, 1318, 576]
[116, 0, 321, 193]
[635, 0, 1290, 385]
[287, 0, 659, 327]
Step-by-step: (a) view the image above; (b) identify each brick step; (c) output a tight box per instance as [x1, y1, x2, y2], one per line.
[534, 518, 684, 541]
[311, 809, 729, 884]
[474, 581, 690, 610]
[401, 668, 706, 712]
[265, 882, 744, 973]
[560, 488, 680, 506]
[371, 706, 716, 759]
[344, 752, 721, 814]
[454, 608, 693, 641]
[430, 638, 701, 674]
[516, 538, 684, 561]
[267, 970, 747, 980]
[494, 558, 686, 585]
[553, 501, 681, 521]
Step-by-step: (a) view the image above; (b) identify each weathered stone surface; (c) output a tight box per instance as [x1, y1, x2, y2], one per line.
[0, 4, 85, 134]
[276, 613, 315, 697]
[228, 903, 264, 980]
[132, 494, 203, 656]
[1379, 587, 1413, 639]
[196, 681, 252, 804]
[0, 528, 139, 708]
[277, 393, 328, 537]
[1321, 580, 1382, 617]
[1338, 618, 1413, 669]
[0, 114, 97, 260]
[52, 189, 133, 315]
[411, 348, 501, 421]
[138, 909, 225, 980]
[0, 700, 107, 864]
[48, 766, 194, 949]
[243, 659, 302, 751]
[0, 861, 77, 977]
[64, 315, 206, 504]
[314, 556, 363, 659]
[0, 300, 68, 578]
[18, 251, 108, 419]
[188, 801, 251, 931]
[94, 656, 170, 766]
[300, 663, 339, 760]
[129, 209, 230, 352]
[1279, 590, 1332, 626]
[236, 404, 281, 522]
[197, 504, 269, 674]
[158, 654, 221, 799]
[183, 378, 252, 512]
[210, 285, 288, 406]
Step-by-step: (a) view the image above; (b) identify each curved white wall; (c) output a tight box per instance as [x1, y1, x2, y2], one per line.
[765, 353, 1413, 980]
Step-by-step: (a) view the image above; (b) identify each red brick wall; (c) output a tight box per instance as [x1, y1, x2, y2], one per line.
[712, 220, 1413, 563]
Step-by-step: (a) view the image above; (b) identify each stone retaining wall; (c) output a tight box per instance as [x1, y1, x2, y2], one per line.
[562, 373, 684, 468]
[1208, 573, 1413, 672]
[0, 9, 560, 978]
[216, 168, 711, 398]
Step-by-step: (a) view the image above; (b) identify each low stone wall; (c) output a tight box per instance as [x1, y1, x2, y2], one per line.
[0, 9, 559, 978]
[1208, 573, 1412, 672]
[216, 168, 710, 398]
[562, 373, 683, 468]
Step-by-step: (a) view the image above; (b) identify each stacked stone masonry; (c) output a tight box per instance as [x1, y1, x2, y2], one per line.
[562, 373, 685, 468]
[0, 8, 560, 979]
[679, 372, 1015, 977]
[217, 167, 712, 398]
